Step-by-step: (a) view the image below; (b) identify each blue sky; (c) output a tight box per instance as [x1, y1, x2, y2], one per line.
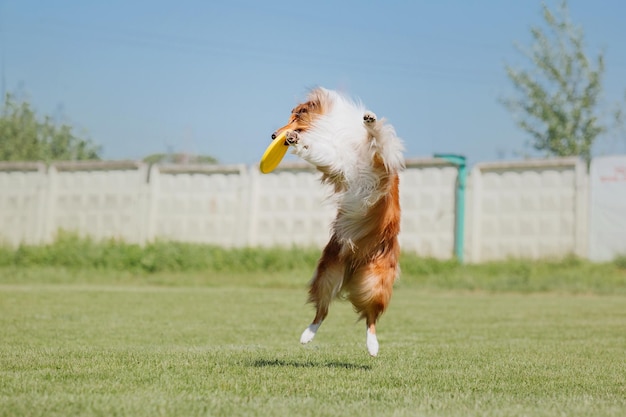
[2, 0, 625, 166]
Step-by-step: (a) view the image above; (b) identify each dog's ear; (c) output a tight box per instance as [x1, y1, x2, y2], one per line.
[306, 88, 327, 111]
[305, 98, 320, 113]
[294, 100, 319, 116]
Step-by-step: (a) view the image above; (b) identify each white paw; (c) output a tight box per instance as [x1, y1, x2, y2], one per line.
[300, 324, 320, 344]
[286, 131, 310, 157]
[363, 111, 377, 125]
[285, 130, 300, 145]
[366, 329, 379, 357]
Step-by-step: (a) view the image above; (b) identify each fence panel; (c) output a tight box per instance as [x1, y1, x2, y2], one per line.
[588, 155, 626, 261]
[248, 163, 336, 248]
[47, 161, 149, 243]
[468, 158, 586, 262]
[0, 163, 48, 245]
[150, 164, 249, 247]
[399, 159, 458, 258]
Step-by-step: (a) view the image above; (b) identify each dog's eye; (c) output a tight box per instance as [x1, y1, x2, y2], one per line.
[295, 129, 302, 133]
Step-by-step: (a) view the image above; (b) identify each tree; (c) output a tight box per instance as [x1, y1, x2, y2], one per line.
[0, 93, 101, 162]
[142, 153, 218, 164]
[502, 0, 623, 164]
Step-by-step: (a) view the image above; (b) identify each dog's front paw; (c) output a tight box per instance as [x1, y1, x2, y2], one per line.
[285, 130, 300, 145]
[363, 111, 377, 126]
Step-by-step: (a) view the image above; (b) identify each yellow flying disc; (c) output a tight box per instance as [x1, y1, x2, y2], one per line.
[259, 131, 289, 173]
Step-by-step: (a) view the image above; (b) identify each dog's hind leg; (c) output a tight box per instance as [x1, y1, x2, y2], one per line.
[300, 236, 344, 345]
[346, 257, 398, 357]
[366, 322, 379, 358]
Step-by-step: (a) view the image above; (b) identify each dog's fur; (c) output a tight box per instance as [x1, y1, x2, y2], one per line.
[272, 87, 404, 356]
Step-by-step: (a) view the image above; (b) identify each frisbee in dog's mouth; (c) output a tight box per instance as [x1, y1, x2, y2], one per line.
[259, 131, 288, 174]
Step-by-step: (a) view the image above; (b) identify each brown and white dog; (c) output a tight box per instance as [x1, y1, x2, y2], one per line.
[272, 87, 404, 356]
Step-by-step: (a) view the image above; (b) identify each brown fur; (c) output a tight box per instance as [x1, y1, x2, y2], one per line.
[272, 93, 327, 141]
[311, 173, 400, 328]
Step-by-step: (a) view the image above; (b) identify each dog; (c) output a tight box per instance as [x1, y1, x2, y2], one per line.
[271, 87, 404, 356]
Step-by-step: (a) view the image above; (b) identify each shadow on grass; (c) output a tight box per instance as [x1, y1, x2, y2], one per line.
[252, 358, 372, 371]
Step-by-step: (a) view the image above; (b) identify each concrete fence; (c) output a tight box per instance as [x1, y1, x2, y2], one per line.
[465, 158, 588, 262]
[0, 156, 617, 263]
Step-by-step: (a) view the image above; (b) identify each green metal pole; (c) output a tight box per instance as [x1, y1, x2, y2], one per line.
[434, 154, 467, 263]
[456, 161, 466, 263]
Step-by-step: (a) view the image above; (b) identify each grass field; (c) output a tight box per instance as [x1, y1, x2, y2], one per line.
[1, 265, 625, 416]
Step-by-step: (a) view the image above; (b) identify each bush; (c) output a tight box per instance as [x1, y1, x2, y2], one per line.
[613, 254, 626, 270]
[0, 232, 321, 274]
[1, 234, 626, 294]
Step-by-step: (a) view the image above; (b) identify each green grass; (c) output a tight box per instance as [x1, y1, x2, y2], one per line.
[1, 270, 625, 416]
[1, 234, 626, 294]
[1, 238, 625, 415]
